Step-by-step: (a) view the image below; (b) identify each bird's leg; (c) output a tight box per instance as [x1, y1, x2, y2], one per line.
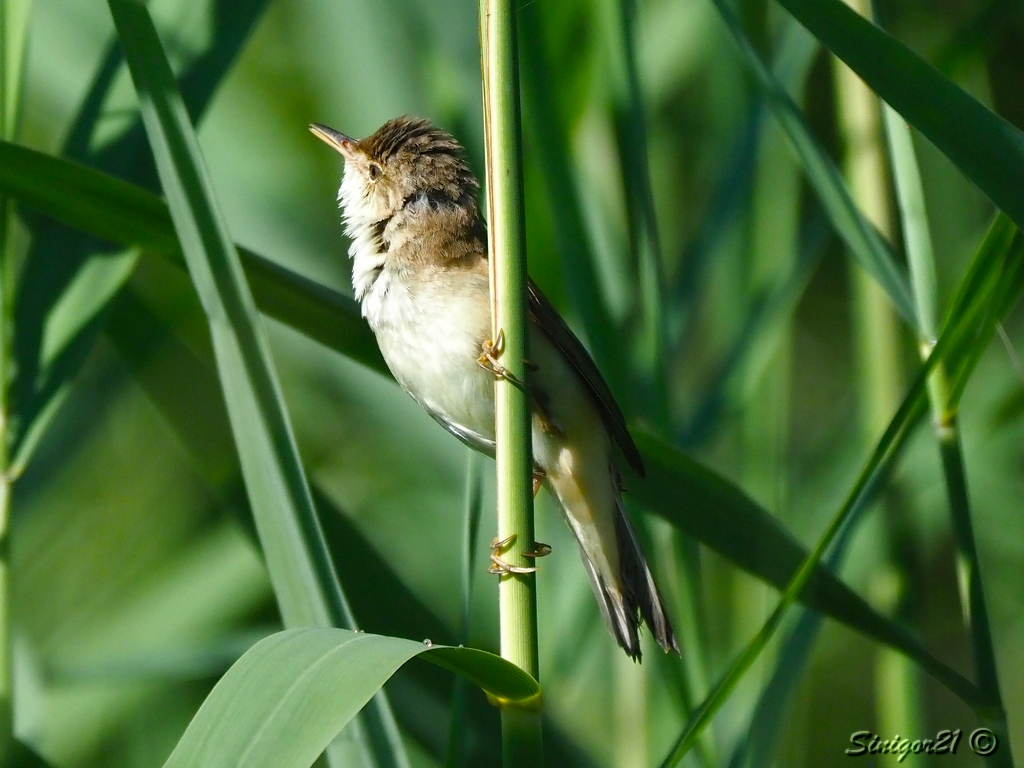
[477, 329, 525, 388]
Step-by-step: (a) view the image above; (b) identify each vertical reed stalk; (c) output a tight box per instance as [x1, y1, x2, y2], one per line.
[598, 0, 668, 422]
[0, 234, 11, 764]
[833, 0, 926, 756]
[447, 452, 483, 768]
[881, 63, 1011, 765]
[479, 0, 542, 764]
[735, 64, 801, 700]
[613, 650, 647, 768]
[0, 0, 22, 756]
[0, 227, 11, 762]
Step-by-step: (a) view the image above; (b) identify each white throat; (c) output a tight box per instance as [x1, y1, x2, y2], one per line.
[338, 168, 388, 305]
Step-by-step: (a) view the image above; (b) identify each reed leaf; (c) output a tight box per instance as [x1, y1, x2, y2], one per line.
[161, 629, 538, 768]
[778, 0, 1024, 232]
[106, 0, 406, 765]
[659, 213, 1023, 765]
[710, 0, 916, 326]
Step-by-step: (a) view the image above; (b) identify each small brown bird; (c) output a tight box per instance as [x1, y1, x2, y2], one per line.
[311, 116, 677, 659]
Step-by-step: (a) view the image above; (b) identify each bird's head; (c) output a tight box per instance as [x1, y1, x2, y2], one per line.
[310, 116, 478, 230]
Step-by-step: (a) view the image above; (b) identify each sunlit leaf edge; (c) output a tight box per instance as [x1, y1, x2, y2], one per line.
[162, 628, 539, 768]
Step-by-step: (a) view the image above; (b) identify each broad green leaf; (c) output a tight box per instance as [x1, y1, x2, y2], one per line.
[709, 0, 916, 327]
[777, 0, 1024, 233]
[105, 1, 406, 767]
[9, 0, 269, 475]
[0, 141, 177, 255]
[109, 0, 342, 632]
[162, 628, 539, 768]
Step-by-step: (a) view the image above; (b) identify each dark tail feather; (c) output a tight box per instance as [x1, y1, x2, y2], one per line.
[578, 502, 679, 661]
[579, 554, 643, 659]
[614, 503, 679, 657]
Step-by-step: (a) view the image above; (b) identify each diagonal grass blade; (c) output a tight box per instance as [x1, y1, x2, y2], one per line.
[778, 0, 1024, 233]
[105, 0, 408, 765]
[658, 214, 1023, 766]
[709, 0, 916, 327]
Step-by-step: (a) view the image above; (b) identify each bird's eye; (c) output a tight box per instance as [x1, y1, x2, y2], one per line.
[368, 163, 383, 181]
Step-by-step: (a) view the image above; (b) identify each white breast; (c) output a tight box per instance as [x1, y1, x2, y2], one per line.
[339, 168, 497, 449]
[363, 263, 497, 448]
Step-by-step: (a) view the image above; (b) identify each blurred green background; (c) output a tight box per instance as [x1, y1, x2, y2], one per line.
[5, 0, 1024, 765]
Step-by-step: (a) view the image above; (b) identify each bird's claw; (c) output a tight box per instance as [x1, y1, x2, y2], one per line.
[488, 533, 550, 575]
[532, 468, 545, 497]
[523, 542, 552, 559]
[491, 534, 517, 551]
[477, 330, 526, 387]
[488, 555, 537, 575]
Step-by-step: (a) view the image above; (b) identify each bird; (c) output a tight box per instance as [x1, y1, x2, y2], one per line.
[310, 116, 677, 660]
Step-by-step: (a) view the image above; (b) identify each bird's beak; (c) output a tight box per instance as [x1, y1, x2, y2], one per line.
[310, 123, 357, 159]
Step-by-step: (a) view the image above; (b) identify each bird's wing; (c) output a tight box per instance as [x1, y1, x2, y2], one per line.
[528, 279, 645, 477]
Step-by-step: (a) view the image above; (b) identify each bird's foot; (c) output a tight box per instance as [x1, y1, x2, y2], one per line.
[488, 533, 550, 575]
[477, 330, 525, 388]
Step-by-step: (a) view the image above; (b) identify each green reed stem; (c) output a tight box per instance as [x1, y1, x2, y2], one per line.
[0, 249, 11, 761]
[882, 93, 1011, 763]
[832, 2, 927, 756]
[0, 0, 25, 756]
[446, 452, 484, 768]
[479, 0, 542, 764]
[0, 204, 11, 764]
